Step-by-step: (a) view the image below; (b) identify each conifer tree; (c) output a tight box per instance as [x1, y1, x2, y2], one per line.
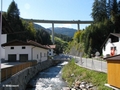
[91, 0, 108, 22]
[7, 0, 24, 41]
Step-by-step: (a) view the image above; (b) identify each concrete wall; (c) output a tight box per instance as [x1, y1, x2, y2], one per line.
[0, 60, 53, 90]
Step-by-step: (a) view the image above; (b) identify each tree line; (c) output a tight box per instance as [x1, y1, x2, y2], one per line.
[3, 0, 71, 54]
[66, 0, 120, 57]
[3, 0, 52, 45]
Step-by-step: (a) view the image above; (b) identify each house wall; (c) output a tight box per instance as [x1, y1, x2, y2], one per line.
[102, 41, 120, 57]
[1, 34, 7, 59]
[4, 46, 32, 61]
[33, 47, 48, 62]
[48, 49, 54, 57]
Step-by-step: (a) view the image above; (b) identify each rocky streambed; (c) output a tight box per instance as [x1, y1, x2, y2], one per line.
[26, 62, 68, 90]
[69, 79, 96, 90]
[26, 61, 96, 90]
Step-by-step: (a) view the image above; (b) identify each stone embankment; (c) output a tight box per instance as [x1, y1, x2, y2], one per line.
[63, 80, 96, 90]
[0, 60, 53, 90]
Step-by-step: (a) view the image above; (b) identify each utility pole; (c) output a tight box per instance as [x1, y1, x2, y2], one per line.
[0, 0, 2, 84]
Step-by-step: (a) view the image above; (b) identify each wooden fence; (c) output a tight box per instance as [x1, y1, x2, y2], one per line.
[1, 61, 37, 82]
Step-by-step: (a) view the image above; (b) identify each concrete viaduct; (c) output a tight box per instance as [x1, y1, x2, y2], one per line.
[23, 19, 94, 44]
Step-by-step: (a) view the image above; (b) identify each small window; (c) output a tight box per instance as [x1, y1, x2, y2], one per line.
[22, 46, 26, 49]
[44, 53, 46, 57]
[111, 47, 116, 50]
[37, 54, 38, 59]
[111, 47, 113, 50]
[40, 52, 42, 57]
[11, 47, 14, 49]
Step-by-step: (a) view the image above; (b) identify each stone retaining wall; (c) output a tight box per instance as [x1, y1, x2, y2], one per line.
[0, 60, 53, 90]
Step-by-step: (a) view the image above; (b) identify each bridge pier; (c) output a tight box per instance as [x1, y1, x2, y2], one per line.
[77, 23, 80, 30]
[23, 19, 93, 43]
[52, 23, 54, 44]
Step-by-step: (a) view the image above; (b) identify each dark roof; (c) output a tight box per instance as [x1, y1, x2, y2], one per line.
[27, 40, 48, 49]
[101, 33, 120, 48]
[0, 13, 14, 34]
[104, 54, 120, 60]
[110, 33, 120, 37]
[2, 40, 48, 49]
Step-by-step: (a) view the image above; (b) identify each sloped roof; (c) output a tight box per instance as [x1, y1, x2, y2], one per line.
[110, 33, 120, 37]
[27, 40, 48, 49]
[2, 40, 48, 49]
[104, 54, 120, 60]
[101, 33, 120, 48]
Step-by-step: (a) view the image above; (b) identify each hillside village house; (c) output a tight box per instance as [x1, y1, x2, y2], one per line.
[102, 33, 120, 58]
[2, 40, 48, 62]
[46, 45, 56, 57]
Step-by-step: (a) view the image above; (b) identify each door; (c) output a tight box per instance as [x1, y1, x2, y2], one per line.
[19, 54, 28, 62]
[8, 54, 16, 62]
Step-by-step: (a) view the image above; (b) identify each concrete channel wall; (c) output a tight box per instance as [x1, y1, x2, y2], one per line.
[0, 60, 53, 90]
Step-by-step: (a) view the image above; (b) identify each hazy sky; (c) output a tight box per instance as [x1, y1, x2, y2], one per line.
[1, 0, 94, 29]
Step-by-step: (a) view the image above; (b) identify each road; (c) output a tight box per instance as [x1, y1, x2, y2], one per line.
[55, 54, 107, 73]
[71, 55, 107, 73]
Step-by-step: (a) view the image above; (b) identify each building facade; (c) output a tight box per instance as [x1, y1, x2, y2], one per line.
[102, 33, 120, 57]
[2, 40, 48, 62]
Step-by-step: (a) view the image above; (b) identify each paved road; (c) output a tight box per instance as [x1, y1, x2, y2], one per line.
[53, 54, 107, 73]
[71, 55, 107, 73]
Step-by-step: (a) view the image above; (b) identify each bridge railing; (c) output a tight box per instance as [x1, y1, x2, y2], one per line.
[1, 61, 37, 82]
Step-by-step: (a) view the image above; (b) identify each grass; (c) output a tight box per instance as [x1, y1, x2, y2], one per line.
[62, 59, 112, 90]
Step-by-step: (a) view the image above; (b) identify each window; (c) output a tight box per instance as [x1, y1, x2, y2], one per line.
[37, 54, 38, 59]
[111, 47, 116, 50]
[11, 47, 14, 49]
[40, 52, 42, 57]
[22, 46, 26, 49]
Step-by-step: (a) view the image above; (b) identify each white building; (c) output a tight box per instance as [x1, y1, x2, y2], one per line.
[2, 40, 48, 62]
[46, 45, 56, 57]
[1, 34, 7, 59]
[102, 33, 120, 58]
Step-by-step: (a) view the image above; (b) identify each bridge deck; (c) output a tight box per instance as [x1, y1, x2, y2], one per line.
[23, 19, 93, 24]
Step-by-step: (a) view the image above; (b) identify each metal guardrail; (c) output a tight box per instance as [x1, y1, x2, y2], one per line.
[1, 61, 37, 82]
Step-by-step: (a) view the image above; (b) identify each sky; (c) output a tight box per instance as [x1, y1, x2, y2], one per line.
[1, 0, 94, 30]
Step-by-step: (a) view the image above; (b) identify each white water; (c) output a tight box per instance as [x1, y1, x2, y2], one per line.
[26, 62, 68, 90]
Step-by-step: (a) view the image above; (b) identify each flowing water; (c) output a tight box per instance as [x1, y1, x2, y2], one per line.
[26, 62, 68, 90]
